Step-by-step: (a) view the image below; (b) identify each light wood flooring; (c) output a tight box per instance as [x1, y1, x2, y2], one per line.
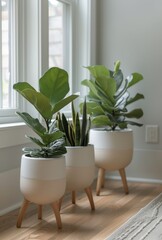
[1, 179, 162, 240]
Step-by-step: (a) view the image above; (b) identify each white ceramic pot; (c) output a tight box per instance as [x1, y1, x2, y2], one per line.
[20, 154, 66, 205]
[65, 145, 95, 191]
[89, 129, 133, 171]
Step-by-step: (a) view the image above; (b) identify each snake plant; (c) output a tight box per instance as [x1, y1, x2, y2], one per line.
[13, 67, 79, 157]
[56, 99, 91, 146]
[81, 60, 144, 131]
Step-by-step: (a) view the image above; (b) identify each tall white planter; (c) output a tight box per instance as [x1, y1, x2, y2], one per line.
[62, 145, 95, 210]
[66, 145, 95, 191]
[20, 154, 66, 205]
[89, 129, 133, 195]
[17, 154, 66, 229]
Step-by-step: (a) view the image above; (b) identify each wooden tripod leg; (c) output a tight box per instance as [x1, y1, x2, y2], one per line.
[51, 201, 62, 229]
[101, 169, 105, 188]
[119, 168, 129, 194]
[72, 191, 76, 204]
[96, 168, 105, 196]
[85, 186, 95, 210]
[38, 205, 42, 219]
[58, 196, 64, 211]
[16, 198, 30, 228]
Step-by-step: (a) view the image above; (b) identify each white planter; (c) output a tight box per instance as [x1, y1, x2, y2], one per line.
[65, 145, 95, 191]
[20, 154, 66, 205]
[89, 129, 133, 195]
[89, 129, 133, 171]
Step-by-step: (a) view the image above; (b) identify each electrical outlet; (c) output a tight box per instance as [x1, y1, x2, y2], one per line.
[145, 125, 159, 143]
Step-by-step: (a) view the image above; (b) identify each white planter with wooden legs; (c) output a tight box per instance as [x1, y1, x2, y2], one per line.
[60, 145, 95, 210]
[17, 154, 66, 229]
[89, 129, 133, 196]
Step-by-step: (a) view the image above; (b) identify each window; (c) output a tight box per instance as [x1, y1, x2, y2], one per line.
[0, 0, 19, 123]
[0, 0, 96, 125]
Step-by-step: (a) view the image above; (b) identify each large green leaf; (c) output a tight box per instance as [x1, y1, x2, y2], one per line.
[92, 115, 112, 127]
[82, 79, 101, 99]
[124, 108, 144, 119]
[13, 82, 36, 92]
[95, 76, 116, 104]
[86, 65, 110, 78]
[39, 67, 69, 106]
[113, 69, 124, 91]
[41, 130, 64, 145]
[80, 101, 104, 116]
[16, 112, 46, 137]
[52, 94, 79, 114]
[13, 82, 52, 119]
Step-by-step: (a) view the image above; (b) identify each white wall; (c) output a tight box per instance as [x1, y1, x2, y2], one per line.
[97, 0, 162, 182]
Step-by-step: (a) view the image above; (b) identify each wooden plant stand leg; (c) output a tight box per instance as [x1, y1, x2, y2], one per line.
[101, 169, 105, 188]
[119, 168, 129, 194]
[58, 196, 64, 211]
[51, 201, 62, 229]
[71, 190, 76, 204]
[16, 198, 30, 228]
[96, 168, 105, 196]
[84, 186, 95, 210]
[38, 205, 42, 219]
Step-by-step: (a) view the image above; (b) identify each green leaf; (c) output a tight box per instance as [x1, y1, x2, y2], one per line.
[80, 98, 87, 146]
[125, 120, 143, 127]
[39, 67, 69, 106]
[126, 93, 144, 106]
[62, 113, 71, 144]
[26, 136, 45, 147]
[124, 108, 144, 119]
[86, 65, 110, 78]
[82, 79, 101, 99]
[41, 131, 64, 146]
[16, 112, 46, 137]
[80, 102, 104, 116]
[75, 112, 81, 145]
[92, 115, 112, 127]
[14, 83, 52, 119]
[112, 69, 124, 91]
[95, 76, 116, 104]
[127, 73, 143, 88]
[13, 82, 36, 92]
[114, 60, 120, 73]
[52, 94, 79, 114]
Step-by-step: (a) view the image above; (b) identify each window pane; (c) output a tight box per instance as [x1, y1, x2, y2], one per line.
[48, 0, 63, 68]
[48, 0, 72, 113]
[0, 0, 16, 109]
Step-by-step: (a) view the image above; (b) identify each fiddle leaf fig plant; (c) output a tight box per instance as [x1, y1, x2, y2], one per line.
[13, 67, 79, 157]
[81, 60, 144, 131]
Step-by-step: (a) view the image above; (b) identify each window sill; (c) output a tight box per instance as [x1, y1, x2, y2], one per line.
[0, 122, 32, 149]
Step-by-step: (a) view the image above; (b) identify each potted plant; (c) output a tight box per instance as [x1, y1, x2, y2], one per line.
[81, 60, 144, 196]
[56, 99, 95, 210]
[13, 67, 78, 229]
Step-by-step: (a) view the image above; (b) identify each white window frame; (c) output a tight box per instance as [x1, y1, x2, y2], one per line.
[0, 0, 96, 148]
[0, 0, 25, 124]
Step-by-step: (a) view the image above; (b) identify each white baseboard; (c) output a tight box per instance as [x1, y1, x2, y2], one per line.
[105, 175, 162, 184]
[0, 202, 22, 216]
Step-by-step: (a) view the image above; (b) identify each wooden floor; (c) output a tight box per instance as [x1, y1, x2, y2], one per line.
[1, 179, 162, 240]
